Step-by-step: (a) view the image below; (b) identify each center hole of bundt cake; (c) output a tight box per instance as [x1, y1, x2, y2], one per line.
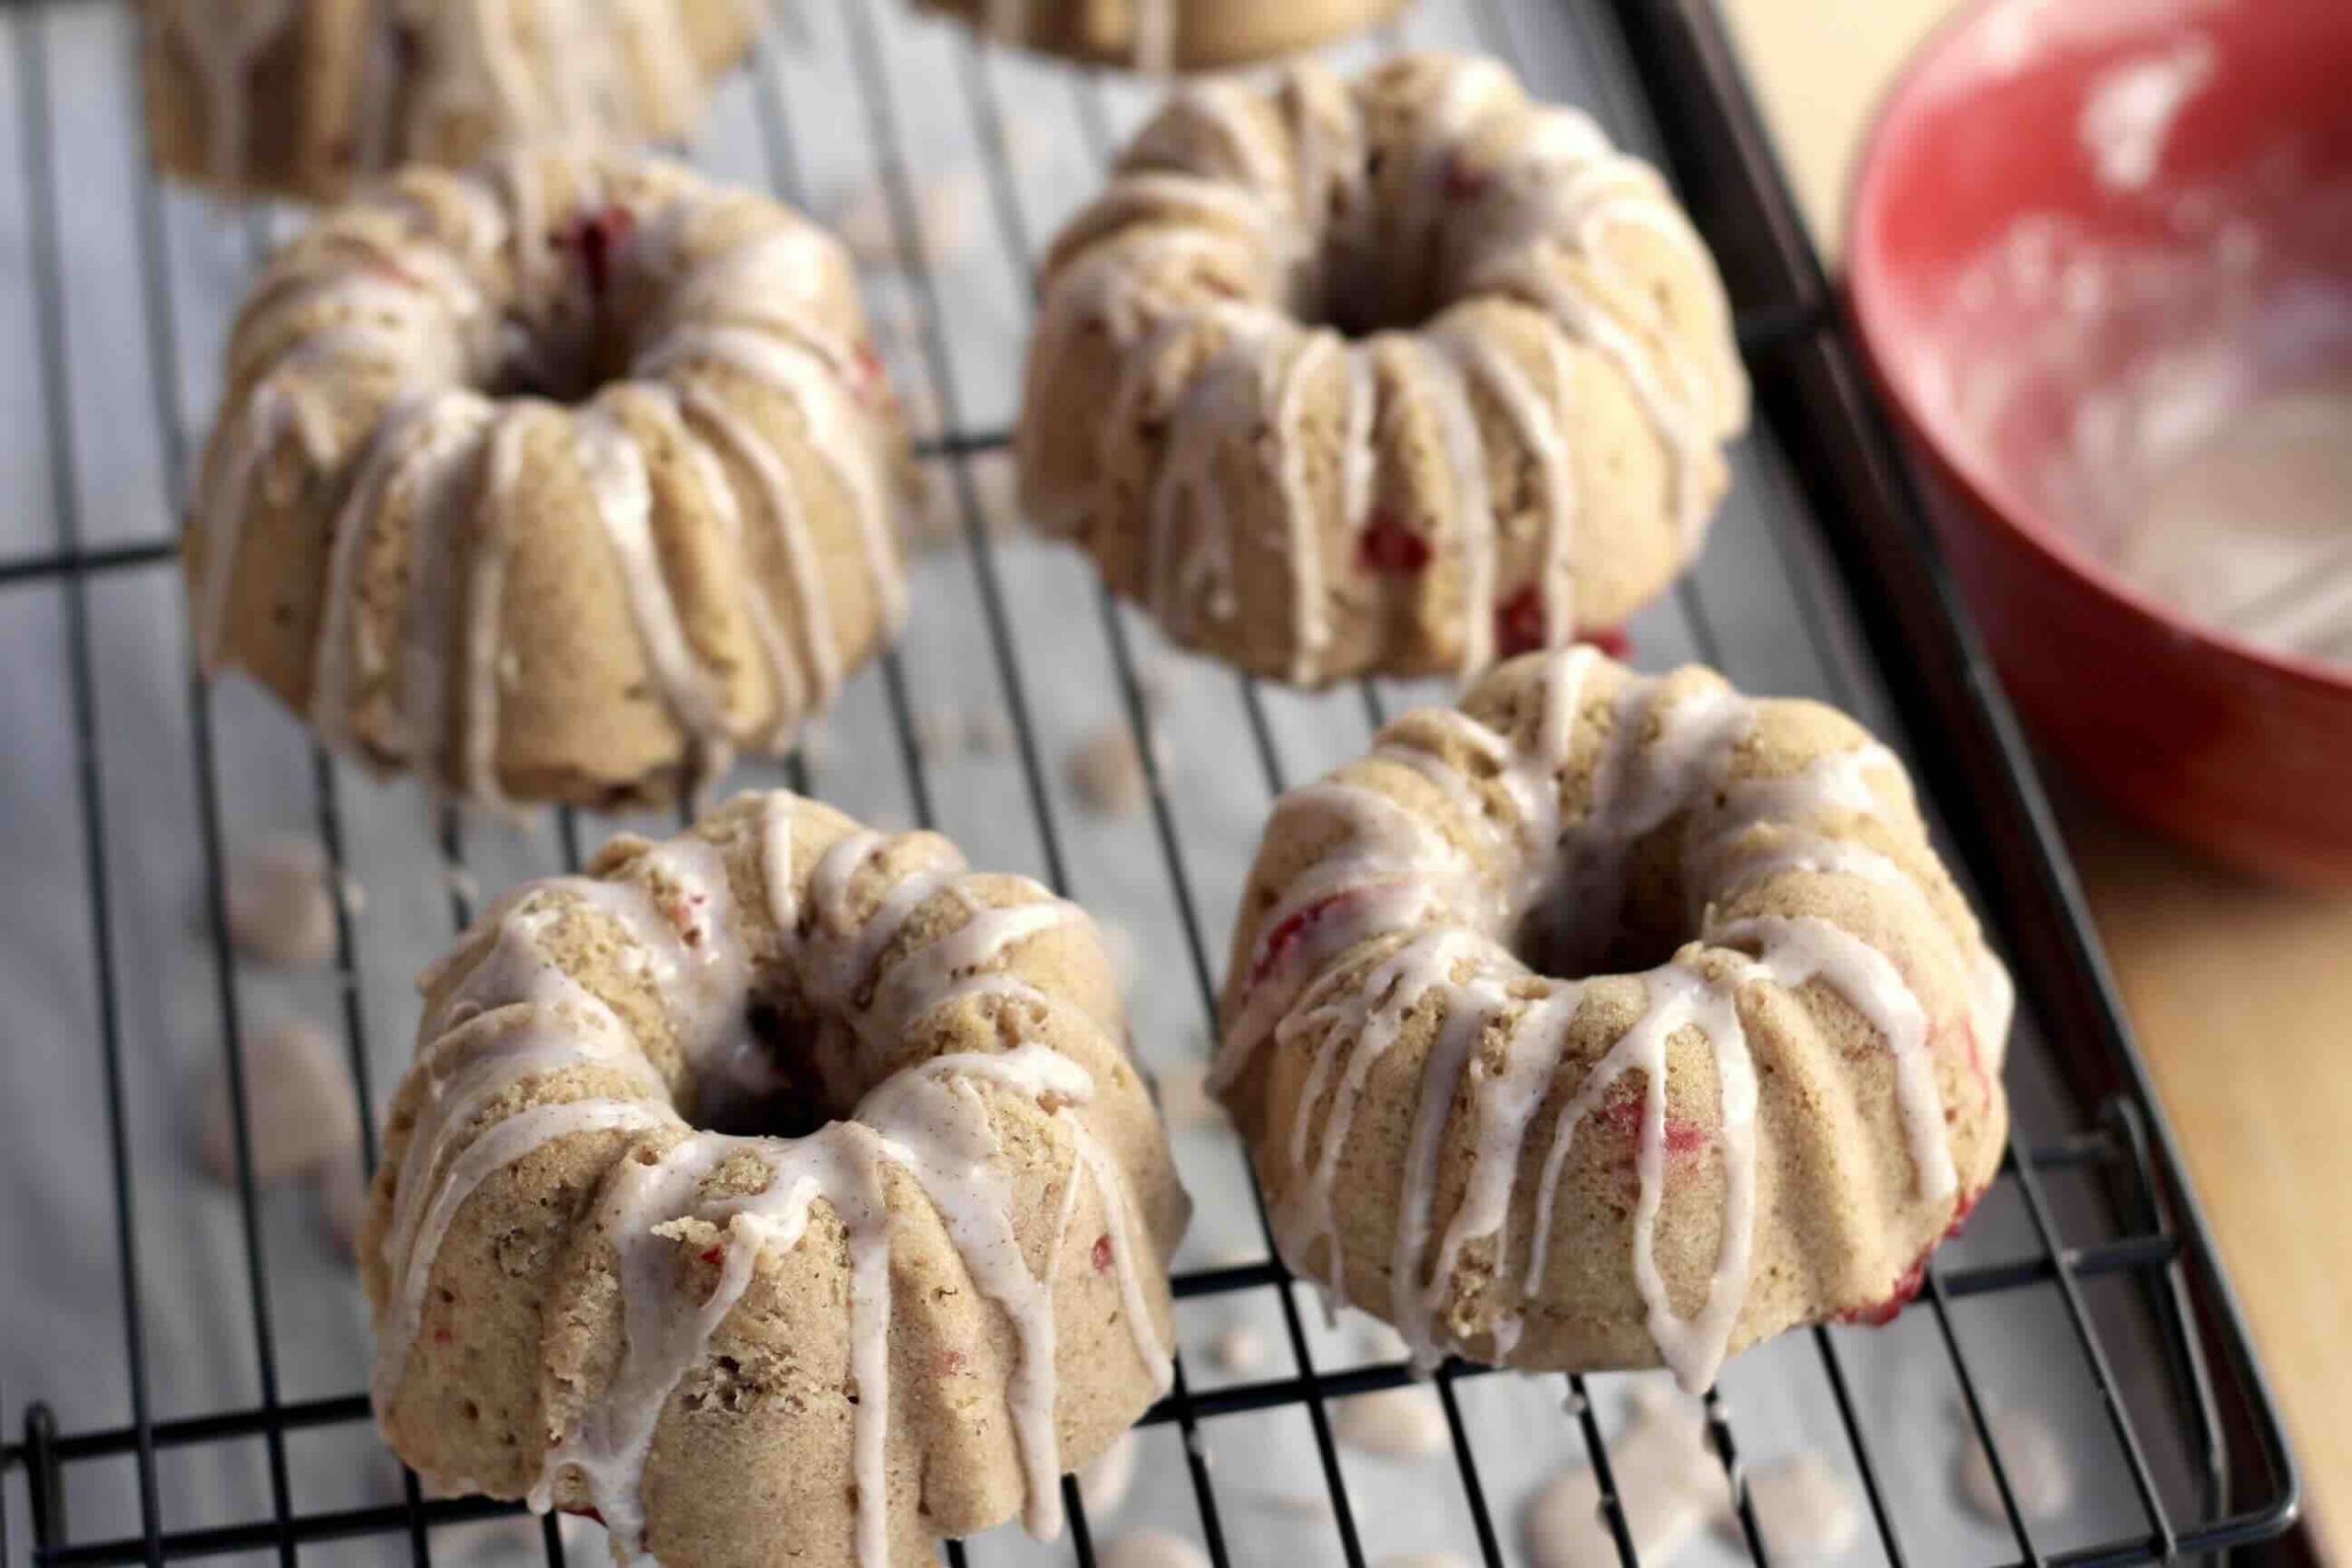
[486, 312, 638, 406]
[1509, 834, 1696, 980]
[1308, 253, 1453, 339]
[693, 994, 847, 1140]
[482, 206, 648, 405]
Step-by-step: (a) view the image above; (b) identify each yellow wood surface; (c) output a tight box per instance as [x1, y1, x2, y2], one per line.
[1713, 0, 2351, 1544]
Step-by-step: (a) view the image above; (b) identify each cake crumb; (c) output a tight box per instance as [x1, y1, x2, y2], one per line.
[1716, 1450, 1859, 1559]
[224, 835, 337, 969]
[1522, 1386, 1714, 1568]
[1077, 1430, 1137, 1517]
[1243, 1491, 1337, 1521]
[1003, 110, 1048, 174]
[1331, 1384, 1447, 1460]
[1067, 726, 1153, 817]
[200, 1017, 361, 1186]
[1137, 651, 1189, 718]
[1152, 1060, 1223, 1129]
[967, 707, 1016, 757]
[1099, 1531, 1209, 1568]
[1209, 1324, 1265, 1374]
[1957, 1407, 2073, 1522]
[914, 448, 1024, 554]
[913, 706, 967, 762]
[1096, 918, 1138, 993]
[321, 1157, 370, 1261]
[832, 171, 978, 273]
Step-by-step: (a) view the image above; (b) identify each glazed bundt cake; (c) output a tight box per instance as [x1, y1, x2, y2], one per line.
[922, 0, 1402, 73]
[186, 148, 918, 807]
[365, 791, 1190, 1567]
[1213, 648, 2013, 1391]
[143, 0, 763, 201]
[1020, 54, 1749, 684]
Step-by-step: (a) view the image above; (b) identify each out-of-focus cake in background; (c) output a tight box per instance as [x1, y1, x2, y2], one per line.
[142, 0, 763, 200]
[920, 0, 1405, 73]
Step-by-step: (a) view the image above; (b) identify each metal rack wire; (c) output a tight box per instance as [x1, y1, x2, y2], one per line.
[0, 1, 2301, 1566]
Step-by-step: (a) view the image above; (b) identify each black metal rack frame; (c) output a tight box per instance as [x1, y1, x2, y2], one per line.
[0, 1, 2302, 1566]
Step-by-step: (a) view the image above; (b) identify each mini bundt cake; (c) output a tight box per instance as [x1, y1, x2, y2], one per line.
[1020, 54, 1749, 684]
[922, 0, 1402, 73]
[364, 791, 1190, 1567]
[1213, 648, 2013, 1391]
[143, 0, 762, 201]
[186, 148, 918, 807]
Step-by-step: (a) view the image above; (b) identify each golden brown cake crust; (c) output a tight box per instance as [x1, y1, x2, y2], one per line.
[1019, 55, 1749, 685]
[364, 790, 1189, 1568]
[185, 148, 918, 808]
[921, 0, 1404, 72]
[143, 0, 762, 202]
[1212, 649, 2012, 1390]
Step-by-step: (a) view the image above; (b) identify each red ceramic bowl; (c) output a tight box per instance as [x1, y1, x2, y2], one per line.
[1849, 0, 2352, 886]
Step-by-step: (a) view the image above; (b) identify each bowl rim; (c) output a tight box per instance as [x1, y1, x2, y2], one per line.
[1842, 0, 2352, 701]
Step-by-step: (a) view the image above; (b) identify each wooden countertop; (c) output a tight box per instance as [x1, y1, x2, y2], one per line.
[1715, 0, 2351, 1545]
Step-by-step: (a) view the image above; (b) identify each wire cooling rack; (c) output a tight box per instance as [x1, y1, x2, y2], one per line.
[0, 1, 2302, 1566]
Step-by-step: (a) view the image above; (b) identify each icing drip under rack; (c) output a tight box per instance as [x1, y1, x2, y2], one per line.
[0, 1, 2300, 1567]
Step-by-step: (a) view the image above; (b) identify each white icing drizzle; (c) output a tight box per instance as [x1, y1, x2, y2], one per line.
[193, 368, 342, 674]
[310, 391, 468, 755]
[677, 381, 841, 727]
[1175, 85, 1291, 205]
[638, 324, 906, 633]
[1145, 310, 1286, 637]
[1274, 928, 1488, 1303]
[375, 797, 1171, 1567]
[1130, 0, 1175, 76]
[1713, 913, 1956, 1200]
[1222, 650, 2009, 1391]
[1275, 334, 1340, 680]
[1073, 174, 1288, 257]
[1413, 335, 1499, 677]
[198, 156, 910, 799]
[391, 397, 501, 774]
[574, 400, 738, 785]
[1437, 316, 1581, 645]
[1521, 959, 1760, 1387]
[1032, 55, 1744, 676]
[177, 0, 296, 181]
[617, 0, 703, 128]
[456, 403, 559, 798]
